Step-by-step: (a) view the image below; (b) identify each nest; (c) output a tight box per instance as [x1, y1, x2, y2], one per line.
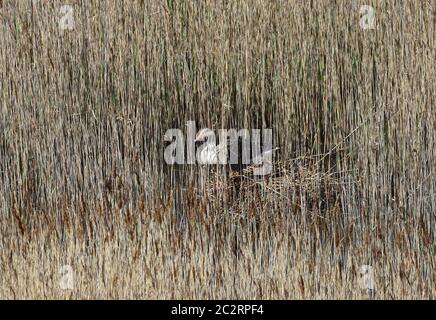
[201, 154, 348, 219]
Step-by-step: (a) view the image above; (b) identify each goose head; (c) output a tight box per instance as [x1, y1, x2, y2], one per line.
[194, 128, 215, 143]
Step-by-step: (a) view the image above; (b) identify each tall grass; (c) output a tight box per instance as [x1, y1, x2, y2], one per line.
[0, 0, 434, 299]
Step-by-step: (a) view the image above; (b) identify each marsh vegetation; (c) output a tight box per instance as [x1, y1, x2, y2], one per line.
[0, 0, 434, 298]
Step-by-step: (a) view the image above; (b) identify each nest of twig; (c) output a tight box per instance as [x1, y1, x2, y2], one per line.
[201, 154, 349, 219]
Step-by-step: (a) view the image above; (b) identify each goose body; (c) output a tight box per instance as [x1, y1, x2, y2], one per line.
[195, 128, 278, 174]
[197, 142, 219, 164]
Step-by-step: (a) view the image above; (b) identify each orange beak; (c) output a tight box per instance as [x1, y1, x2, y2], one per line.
[194, 134, 202, 142]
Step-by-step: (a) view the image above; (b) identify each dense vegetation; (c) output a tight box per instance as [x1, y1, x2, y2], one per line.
[0, 0, 434, 298]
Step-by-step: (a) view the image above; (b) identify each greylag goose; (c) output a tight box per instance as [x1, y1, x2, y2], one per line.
[194, 128, 278, 175]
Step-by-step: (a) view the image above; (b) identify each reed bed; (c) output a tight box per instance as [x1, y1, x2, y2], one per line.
[0, 0, 434, 299]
